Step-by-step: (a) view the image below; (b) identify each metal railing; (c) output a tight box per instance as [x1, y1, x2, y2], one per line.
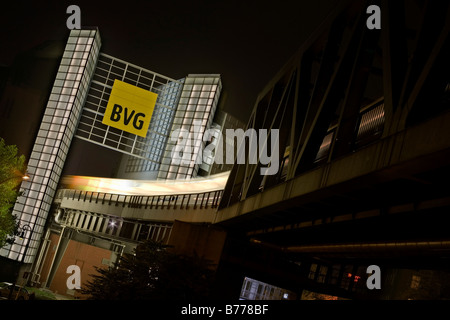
[55, 207, 174, 245]
[56, 188, 224, 210]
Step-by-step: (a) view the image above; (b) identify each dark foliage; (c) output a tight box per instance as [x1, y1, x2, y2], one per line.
[81, 240, 215, 300]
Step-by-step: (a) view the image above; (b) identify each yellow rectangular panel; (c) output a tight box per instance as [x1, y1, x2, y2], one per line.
[102, 79, 158, 137]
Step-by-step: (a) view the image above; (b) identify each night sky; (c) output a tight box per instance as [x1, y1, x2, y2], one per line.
[1, 0, 340, 122]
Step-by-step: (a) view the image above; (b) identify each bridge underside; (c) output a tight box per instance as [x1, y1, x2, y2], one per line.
[216, 108, 450, 265]
[212, 144, 450, 299]
[213, 0, 450, 299]
[218, 148, 450, 267]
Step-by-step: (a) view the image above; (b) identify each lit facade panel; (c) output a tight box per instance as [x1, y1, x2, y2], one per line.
[124, 79, 184, 173]
[1, 27, 232, 283]
[0, 29, 101, 263]
[240, 277, 295, 300]
[158, 75, 222, 180]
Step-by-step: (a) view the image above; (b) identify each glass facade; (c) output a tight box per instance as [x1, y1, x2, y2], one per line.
[0, 29, 101, 263]
[75, 53, 183, 172]
[124, 79, 185, 174]
[157, 75, 222, 180]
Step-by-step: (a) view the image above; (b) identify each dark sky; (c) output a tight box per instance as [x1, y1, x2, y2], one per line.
[1, 0, 342, 177]
[1, 0, 340, 123]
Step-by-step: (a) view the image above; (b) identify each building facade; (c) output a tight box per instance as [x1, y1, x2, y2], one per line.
[0, 28, 241, 289]
[0, 29, 101, 265]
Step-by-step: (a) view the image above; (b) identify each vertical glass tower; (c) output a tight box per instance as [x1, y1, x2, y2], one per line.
[0, 29, 101, 263]
[157, 74, 222, 180]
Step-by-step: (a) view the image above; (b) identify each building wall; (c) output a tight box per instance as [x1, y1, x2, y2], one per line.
[37, 221, 225, 298]
[47, 237, 113, 298]
[167, 220, 227, 270]
[36, 232, 60, 287]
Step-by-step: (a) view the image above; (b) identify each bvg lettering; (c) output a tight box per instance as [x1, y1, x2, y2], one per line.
[110, 104, 145, 130]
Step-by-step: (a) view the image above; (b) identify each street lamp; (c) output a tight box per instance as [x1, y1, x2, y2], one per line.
[0, 172, 29, 184]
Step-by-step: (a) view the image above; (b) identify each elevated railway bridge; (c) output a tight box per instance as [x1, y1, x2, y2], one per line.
[212, 0, 450, 299]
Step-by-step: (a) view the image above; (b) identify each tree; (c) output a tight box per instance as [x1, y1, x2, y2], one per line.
[81, 240, 215, 300]
[0, 137, 27, 248]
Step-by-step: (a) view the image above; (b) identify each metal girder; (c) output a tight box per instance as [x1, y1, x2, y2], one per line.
[291, 12, 362, 175]
[242, 69, 296, 199]
[398, 3, 450, 129]
[380, 0, 408, 137]
[218, 0, 450, 214]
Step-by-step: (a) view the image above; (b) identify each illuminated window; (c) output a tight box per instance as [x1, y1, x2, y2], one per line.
[411, 275, 421, 289]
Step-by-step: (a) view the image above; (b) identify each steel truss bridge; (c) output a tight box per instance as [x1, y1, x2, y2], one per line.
[213, 0, 450, 300]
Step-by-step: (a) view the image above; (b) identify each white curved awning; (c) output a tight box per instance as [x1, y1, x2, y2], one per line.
[59, 171, 230, 196]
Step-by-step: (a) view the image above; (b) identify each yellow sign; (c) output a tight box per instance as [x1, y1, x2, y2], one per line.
[102, 79, 158, 137]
